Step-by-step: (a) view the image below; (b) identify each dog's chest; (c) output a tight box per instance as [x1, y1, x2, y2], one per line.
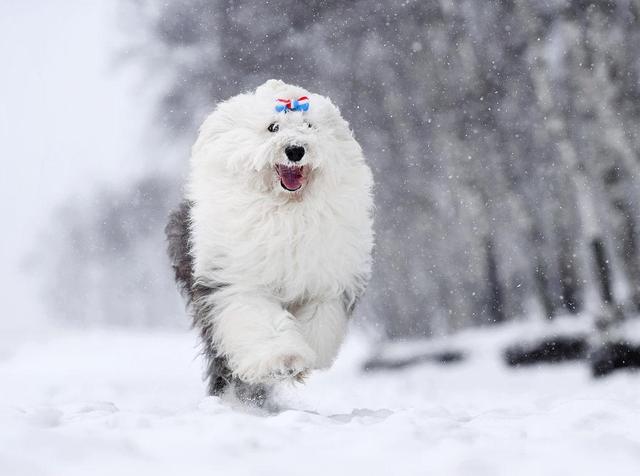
[224, 199, 366, 300]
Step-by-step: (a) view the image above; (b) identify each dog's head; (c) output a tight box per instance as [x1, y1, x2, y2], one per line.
[190, 79, 365, 198]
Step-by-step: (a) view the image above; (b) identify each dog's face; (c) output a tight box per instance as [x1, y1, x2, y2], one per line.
[192, 79, 364, 198]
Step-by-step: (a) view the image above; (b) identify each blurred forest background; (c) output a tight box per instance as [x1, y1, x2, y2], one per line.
[39, 0, 640, 338]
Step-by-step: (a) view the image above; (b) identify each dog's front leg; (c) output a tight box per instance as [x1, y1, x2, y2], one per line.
[213, 293, 317, 384]
[296, 298, 349, 369]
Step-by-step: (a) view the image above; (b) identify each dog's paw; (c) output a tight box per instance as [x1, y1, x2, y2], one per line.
[266, 353, 311, 381]
[230, 339, 316, 384]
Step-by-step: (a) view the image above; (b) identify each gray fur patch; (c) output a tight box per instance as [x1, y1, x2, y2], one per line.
[166, 200, 195, 299]
[166, 200, 235, 397]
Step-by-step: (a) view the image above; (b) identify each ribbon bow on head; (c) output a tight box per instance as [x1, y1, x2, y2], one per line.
[275, 96, 309, 113]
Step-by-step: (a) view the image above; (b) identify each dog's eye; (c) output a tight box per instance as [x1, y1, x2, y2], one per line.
[267, 123, 279, 133]
[306, 122, 313, 129]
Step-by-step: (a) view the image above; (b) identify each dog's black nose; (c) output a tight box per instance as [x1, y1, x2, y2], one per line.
[285, 145, 305, 162]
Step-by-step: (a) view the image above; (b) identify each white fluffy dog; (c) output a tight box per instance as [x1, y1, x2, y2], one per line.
[166, 79, 373, 403]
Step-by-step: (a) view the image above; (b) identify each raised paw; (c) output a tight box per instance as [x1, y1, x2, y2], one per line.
[268, 353, 310, 381]
[229, 339, 316, 384]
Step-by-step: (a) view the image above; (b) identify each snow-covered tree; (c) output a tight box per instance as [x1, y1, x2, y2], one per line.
[39, 0, 640, 336]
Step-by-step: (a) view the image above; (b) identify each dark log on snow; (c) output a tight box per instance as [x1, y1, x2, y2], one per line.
[363, 350, 464, 372]
[505, 335, 640, 377]
[504, 335, 589, 366]
[590, 342, 640, 377]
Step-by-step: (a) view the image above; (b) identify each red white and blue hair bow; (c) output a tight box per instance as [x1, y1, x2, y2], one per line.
[275, 96, 309, 112]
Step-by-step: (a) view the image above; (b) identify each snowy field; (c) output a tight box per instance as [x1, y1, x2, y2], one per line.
[2, 319, 639, 476]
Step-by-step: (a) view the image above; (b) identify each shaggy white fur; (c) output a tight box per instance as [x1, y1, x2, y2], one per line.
[186, 79, 374, 384]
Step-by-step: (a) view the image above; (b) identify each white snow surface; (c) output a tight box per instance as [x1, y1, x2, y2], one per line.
[1, 319, 639, 476]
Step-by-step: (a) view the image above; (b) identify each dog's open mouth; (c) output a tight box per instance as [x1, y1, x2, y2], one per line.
[275, 164, 305, 191]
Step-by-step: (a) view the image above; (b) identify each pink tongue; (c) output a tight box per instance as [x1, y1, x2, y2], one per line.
[280, 167, 304, 191]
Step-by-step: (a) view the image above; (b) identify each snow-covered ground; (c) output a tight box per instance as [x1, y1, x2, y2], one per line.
[1, 319, 639, 476]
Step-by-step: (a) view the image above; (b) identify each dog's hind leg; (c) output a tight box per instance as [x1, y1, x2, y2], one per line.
[200, 321, 271, 406]
[202, 336, 233, 397]
[231, 379, 272, 407]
